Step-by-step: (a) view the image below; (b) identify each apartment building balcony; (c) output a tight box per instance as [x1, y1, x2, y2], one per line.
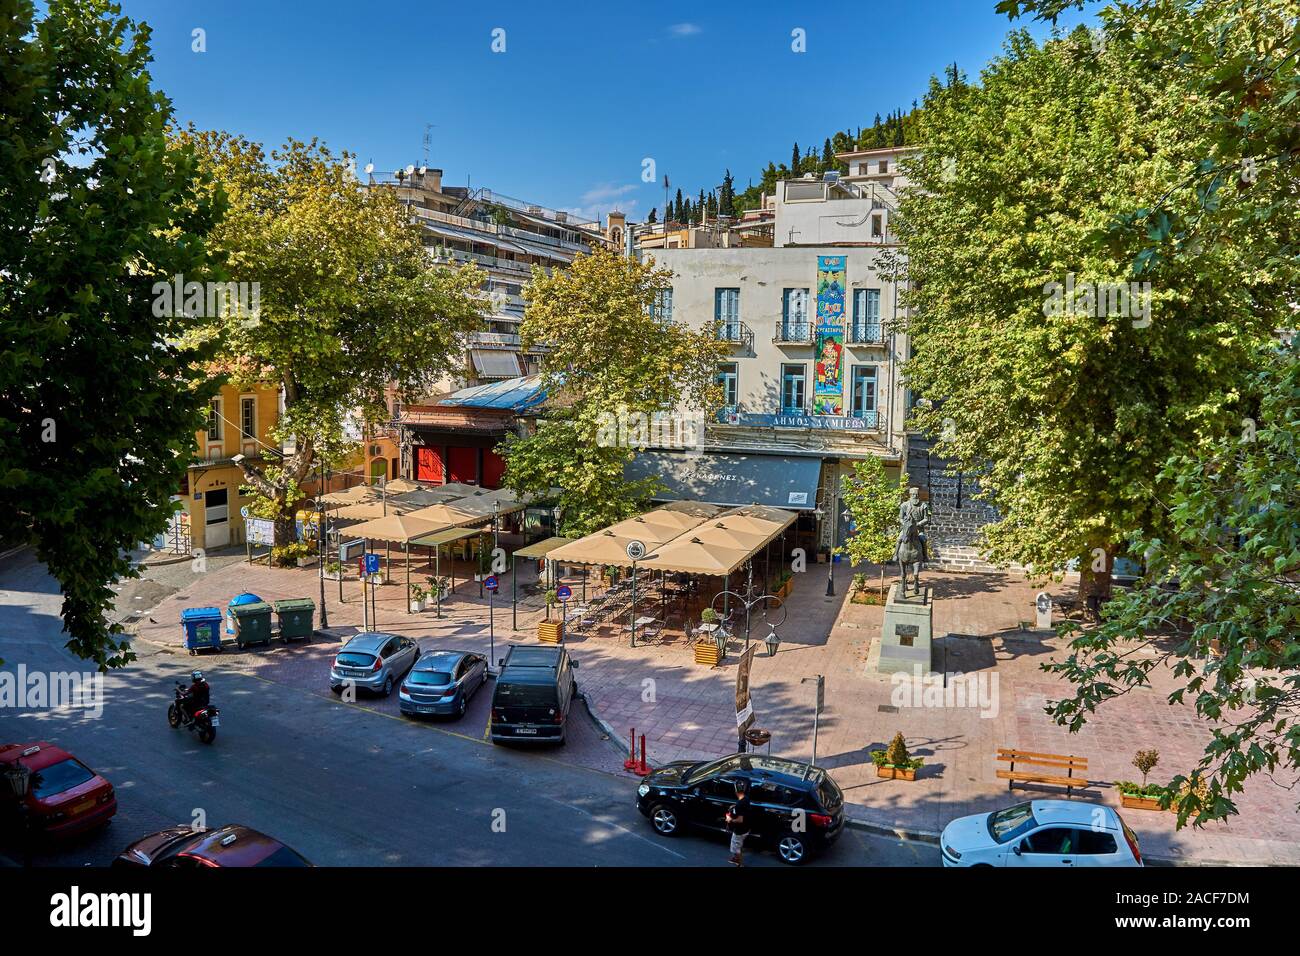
[469, 330, 523, 348]
[772, 320, 814, 345]
[846, 322, 885, 346]
[715, 320, 754, 350]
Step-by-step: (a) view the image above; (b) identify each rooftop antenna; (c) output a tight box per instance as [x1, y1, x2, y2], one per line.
[422, 123, 434, 168]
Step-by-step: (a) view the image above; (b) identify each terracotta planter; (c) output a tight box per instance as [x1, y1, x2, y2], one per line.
[876, 765, 918, 781]
[1120, 793, 1164, 811]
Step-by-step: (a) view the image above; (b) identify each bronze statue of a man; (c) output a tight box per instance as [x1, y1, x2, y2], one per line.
[894, 486, 931, 595]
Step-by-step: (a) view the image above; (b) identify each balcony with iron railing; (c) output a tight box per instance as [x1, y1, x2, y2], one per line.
[846, 322, 885, 345]
[715, 320, 754, 351]
[773, 320, 814, 345]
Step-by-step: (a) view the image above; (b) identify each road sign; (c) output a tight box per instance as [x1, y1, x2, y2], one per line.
[556, 585, 572, 600]
[363, 553, 380, 575]
[625, 539, 647, 561]
[484, 575, 499, 592]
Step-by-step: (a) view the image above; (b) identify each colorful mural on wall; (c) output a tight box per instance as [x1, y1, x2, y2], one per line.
[814, 255, 846, 415]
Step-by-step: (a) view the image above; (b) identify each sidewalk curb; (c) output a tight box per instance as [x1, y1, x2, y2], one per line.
[579, 692, 641, 763]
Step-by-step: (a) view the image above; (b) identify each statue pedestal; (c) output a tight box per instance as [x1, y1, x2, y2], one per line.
[876, 583, 934, 676]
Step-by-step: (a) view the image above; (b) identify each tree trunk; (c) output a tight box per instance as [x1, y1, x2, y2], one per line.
[273, 507, 297, 554]
[1077, 542, 1114, 622]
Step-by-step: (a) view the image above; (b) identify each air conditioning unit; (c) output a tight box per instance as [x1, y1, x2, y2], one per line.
[369, 445, 383, 457]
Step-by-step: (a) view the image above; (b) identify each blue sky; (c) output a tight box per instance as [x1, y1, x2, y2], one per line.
[115, 0, 1099, 224]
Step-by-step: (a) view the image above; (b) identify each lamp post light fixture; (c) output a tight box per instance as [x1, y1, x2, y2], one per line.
[711, 563, 787, 654]
[4, 758, 32, 867]
[764, 626, 781, 657]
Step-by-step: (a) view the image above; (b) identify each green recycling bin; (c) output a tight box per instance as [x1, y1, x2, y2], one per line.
[231, 601, 274, 647]
[274, 598, 315, 642]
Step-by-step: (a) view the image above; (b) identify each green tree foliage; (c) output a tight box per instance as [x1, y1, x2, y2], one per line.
[179, 131, 485, 545]
[896, 25, 1279, 607]
[1045, 344, 1300, 824]
[503, 248, 728, 536]
[839, 458, 903, 595]
[0, 0, 223, 668]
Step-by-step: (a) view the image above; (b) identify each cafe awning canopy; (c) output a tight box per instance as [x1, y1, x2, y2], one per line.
[637, 505, 798, 577]
[319, 484, 381, 507]
[405, 502, 488, 528]
[512, 536, 574, 560]
[390, 487, 468, 507]
[346, 513, 447, 544]
[547, 504, 721, 567]
[380, 478, 425, 494]
[332, 499, 421, 521]
[408, 526, 482, 549]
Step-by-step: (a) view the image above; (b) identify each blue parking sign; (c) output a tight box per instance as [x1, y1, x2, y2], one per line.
[363, 553, 380, 575]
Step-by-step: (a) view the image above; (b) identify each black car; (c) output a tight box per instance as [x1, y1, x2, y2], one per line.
[489, 645, 579, 745]
[636, 753, 845, 864]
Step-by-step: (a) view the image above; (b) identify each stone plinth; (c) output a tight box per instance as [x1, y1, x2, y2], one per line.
[875, 583, 934, 675]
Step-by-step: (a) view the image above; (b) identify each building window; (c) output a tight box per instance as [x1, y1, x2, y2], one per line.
[718, 363, 739, 409]
[655, 288, 674, 322]
[782, 288, 810, 338]
[240, 397, 255, 439]
[857, 163, 868, 176]
[206, 399, 222, 441]
[853, 289, 882, 342]
[871, 214, 883, 238]
[780, 364, 806, 413]
[879, 160, 889, 174]
[851, 365, 878, 417]
[715, 287, 740, 339]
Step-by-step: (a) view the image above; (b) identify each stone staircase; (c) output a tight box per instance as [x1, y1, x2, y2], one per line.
[906, 435, 1003, 572]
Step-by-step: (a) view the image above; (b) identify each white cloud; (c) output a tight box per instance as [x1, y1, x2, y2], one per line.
[562, 183, 642, 223]
[668, 23, 701, 38]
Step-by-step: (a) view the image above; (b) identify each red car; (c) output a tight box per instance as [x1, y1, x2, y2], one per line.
[113, 824, 313, 868]
[0, 741, 117, 837]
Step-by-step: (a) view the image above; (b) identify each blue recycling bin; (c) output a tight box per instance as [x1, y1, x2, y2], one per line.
[225, 592, 264, 636]
[181, 607, 223, 655]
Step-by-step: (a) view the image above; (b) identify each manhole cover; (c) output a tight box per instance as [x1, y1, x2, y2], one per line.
[877, 704, 899, 714]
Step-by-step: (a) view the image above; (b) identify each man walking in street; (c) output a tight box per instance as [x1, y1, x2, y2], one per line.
[726, 780, 751, 866]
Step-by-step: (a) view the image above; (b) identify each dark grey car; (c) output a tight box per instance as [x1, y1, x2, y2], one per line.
[329, 632, 419, 697]
[399, 650, 489, 718]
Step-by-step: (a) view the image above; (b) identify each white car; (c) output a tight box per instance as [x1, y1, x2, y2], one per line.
[940, 799, 1143, 867]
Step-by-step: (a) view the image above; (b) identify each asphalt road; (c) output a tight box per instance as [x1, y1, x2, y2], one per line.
[0, 550, 938, 867]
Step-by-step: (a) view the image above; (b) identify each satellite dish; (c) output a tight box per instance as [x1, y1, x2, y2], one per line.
[364, 163, 374, 175]
[406, 164, 416, 175]
[419, 165, 427, 174]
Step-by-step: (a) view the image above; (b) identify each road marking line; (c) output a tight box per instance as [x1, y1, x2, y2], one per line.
[539, 794, 685, 859]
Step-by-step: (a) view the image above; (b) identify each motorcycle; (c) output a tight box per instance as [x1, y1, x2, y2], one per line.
[168, 682, 219, 744]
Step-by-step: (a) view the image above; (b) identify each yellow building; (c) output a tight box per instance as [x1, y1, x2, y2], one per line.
[174, 382, 281, 553]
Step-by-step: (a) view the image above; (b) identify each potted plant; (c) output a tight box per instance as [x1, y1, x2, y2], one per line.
[871, 732, 924, 781]
[544, 588, 558, 621]
[409, 582, 428, 613]
[1115, 749, 1165, 810]
[325, 560, 343, 581]
[693, 608, 725, 664]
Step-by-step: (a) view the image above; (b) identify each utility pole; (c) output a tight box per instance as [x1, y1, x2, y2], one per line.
[318, 461, 329, 628]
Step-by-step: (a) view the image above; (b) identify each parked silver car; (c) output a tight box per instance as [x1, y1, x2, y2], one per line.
[329, 632, 419, 697]
[399, 650, 489, 718]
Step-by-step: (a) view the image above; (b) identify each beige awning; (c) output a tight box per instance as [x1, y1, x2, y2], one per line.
[319, 484, 381, 507]
[409, 526, 483, 548]
[389, 487, 468, 508]
[332, 499, 421, 521]
[347, 513, 448, 544]
[512, 536, 575, 560]
[379, 478, 425, 494]
[636, 505, 797, 576]
[405, 502, 486, 528]
[546, 504, 720, 567]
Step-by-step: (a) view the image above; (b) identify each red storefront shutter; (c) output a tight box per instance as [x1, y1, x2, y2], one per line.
[415, 446, 444, 483]
[448, 446, 478, 484]
[482, 448, 507, 489]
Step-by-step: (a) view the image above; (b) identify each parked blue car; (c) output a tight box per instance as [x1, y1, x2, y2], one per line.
[399, 650, 489, 719]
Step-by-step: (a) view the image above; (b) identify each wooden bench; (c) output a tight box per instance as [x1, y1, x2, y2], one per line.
[996, 748, 1089, 796]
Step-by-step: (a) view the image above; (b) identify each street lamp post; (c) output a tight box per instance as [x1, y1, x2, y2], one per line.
[817, 484, 848, 597]
[3, 758, 32, 867]
[318, 461, 330, 629]
[711, 564, 787, 654]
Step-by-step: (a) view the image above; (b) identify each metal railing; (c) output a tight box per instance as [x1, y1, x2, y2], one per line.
[847, 322, 885, 345]
[773, 320, 814, 344]
[716, 321, 753, 350]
